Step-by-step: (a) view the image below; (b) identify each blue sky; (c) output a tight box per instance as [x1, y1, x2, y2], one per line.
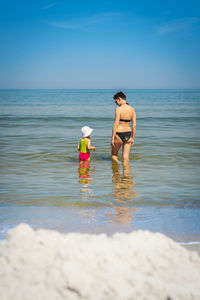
[0, 0, 200, 88]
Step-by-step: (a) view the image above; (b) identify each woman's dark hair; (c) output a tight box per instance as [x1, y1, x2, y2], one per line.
[113, 91, 126, 100]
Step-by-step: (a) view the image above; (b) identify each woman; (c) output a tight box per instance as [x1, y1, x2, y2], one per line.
[111, 91, 136, 162]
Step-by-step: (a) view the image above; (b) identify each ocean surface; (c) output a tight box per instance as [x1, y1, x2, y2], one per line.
[0, 89, 200, 242]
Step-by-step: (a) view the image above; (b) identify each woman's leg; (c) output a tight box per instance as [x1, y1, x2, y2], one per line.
[122, 141, 131, 161]
[111, 135, 122, 162]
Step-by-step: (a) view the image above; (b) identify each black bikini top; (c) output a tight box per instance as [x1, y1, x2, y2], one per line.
[120, 103, 131, 122]
[120, 119, 131, 122]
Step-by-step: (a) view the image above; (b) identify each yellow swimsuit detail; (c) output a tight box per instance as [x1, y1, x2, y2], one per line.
[79, 138, 90, 153]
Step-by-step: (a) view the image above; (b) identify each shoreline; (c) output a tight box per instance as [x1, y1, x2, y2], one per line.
[0, 223, 200, 299]
[1, 205, 200, 243]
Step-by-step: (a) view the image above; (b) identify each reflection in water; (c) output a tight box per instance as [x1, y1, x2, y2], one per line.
[78, 161, 95, 196]
[78, 160, 91, 185]
[111, 160, 137, 203]
[77, 159, 137, 225]
[106, 160, 138, 224]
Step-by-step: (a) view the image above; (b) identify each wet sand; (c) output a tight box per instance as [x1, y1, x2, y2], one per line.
[0, 224, 200, 300]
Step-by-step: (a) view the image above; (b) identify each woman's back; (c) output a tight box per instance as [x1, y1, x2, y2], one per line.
[117, 104, 134, 132]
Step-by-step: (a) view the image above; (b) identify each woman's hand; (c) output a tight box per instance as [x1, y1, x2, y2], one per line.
[129, 137, 134, 145]
[111, 138, 115, 147]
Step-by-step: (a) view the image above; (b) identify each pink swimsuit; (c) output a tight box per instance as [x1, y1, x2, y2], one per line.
[79, 152, 90, 161]
[79, 138, 90, 161]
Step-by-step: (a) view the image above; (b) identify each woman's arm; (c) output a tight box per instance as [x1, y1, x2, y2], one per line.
[111, 108, 120, 146]
[131, 109, 136, 144]
[87, 139, 95, 151]
[77, 141, 80, 151]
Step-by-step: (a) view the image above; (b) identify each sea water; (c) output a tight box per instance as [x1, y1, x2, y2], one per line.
[0, 89, 200, 242]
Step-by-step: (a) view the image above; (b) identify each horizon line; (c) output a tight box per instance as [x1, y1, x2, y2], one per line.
[0, 88, 200, 90]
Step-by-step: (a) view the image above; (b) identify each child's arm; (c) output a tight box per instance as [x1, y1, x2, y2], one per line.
[87, 139, 95, 151]
[77, 141, 80, 151]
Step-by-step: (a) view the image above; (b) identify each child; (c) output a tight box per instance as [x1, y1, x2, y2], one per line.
[77, 126, 95, 161]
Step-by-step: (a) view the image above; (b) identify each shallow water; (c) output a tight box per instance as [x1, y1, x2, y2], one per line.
[0, 89, 200, 241]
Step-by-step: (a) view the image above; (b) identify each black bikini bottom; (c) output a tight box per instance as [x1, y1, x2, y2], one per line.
[116, 131, 131, 143]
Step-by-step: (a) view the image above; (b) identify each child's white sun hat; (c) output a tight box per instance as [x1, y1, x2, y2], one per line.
[81, 126, 93, 138]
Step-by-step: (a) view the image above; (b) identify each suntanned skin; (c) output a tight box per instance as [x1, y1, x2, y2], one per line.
[111, 97, 136, 163]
